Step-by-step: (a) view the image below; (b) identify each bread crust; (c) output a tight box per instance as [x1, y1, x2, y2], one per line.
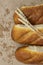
[11, 25, 43, 45]
[15, 46, 43, 64]
[12, 5, 43, 64]
[13, 4, 43, 45]
[14, 4, 43, 25]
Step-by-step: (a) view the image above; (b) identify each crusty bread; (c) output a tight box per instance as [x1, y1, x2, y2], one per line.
[14, 4, 43, 25]
[13, 4, 43, 45]
[11, 24, 43, 45]
[15, 46, 43, 64]
[12, 5, 43, 64]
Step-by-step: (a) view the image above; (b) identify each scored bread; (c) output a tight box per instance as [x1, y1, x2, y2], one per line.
[15, 46, 43, 64]
[11, 24, 43, 45]
[12, 4, 43, 45]
[14, 4, 43, 25]
[12, 4, 43, 64]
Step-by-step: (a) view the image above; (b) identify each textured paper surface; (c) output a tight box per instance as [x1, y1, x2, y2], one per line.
[0, 0, 43, 65]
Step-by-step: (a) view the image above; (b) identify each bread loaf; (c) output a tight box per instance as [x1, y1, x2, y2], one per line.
[15, 46, 43, 64]
[11, 24, 43, 45]
[12, 4, 43, 64]
[14, 4, 43, 25]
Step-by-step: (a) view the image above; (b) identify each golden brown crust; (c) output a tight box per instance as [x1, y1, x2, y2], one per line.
[15, 46, 43, 64]
[11, 25, 43, 45]
[12, 5, 43, 64]
[14, 4, 43, 25]
[13, 13, 21, 24]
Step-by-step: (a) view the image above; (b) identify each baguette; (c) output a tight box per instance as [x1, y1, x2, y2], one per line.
[11, 24, 43, 45]
[14, 4, 43, 25]
[12, 5, 43, 64]
[15, 46, 43, 64]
